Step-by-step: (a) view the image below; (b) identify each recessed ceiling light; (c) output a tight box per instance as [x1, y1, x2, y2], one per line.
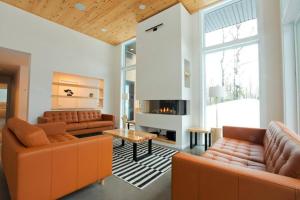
[130, 48, 134, 51]
[139, 4, 146, 10]
[74, 3, 86, 11]
[101, 28, 107, 32]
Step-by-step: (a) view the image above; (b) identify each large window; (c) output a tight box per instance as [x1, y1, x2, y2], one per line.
[203, 0, 260, 128]
[121, 40, 136, 121]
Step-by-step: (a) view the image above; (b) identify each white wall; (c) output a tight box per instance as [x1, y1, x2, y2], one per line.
[136, 4, 182, 100]
[257, 0, 284, 127]
[0, 2, 116, 123]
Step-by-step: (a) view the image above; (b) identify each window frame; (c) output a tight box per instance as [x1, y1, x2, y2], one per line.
[295, 18, 300, 132]
[121, 39, 136, 122]
[201, 1, 260, 128]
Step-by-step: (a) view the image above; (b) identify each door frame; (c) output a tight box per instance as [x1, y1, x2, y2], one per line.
[0, 75, 12, 121]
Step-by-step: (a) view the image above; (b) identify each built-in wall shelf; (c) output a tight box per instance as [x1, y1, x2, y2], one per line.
[51, 95, 98, 100]
[52, 82, 102, 90]
[51, 107, 101, 110]
[51, 72, 104, 110]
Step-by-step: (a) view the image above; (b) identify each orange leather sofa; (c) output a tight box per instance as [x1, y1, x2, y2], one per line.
[172, 121, 300, 200]
[38, 110, 115, 135]
[2, 117, 113, 200]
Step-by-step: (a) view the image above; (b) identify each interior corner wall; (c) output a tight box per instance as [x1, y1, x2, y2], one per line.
[191, 12, 203, 127]
[112, 44, 122, 128]
[0, 2, 116, 123]
[257, 0, 284, 128]
[15, 65, 29, 120]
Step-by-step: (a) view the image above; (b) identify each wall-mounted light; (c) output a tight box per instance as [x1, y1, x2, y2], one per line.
[145, 23, 163, 32]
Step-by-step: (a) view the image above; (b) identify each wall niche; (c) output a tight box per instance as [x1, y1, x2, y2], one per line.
[51, 72, 104, 110]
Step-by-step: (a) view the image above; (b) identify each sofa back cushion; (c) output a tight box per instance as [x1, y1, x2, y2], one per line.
[263, 121, 300, 178]
[44, 111, 78, 124]
[7, 117, 50, 147]
[78, 110, 102, 122]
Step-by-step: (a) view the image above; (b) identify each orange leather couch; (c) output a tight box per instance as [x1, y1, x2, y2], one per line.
[172, 121, 300, 200]
[38, 110, 115, 135]
[2, 117, 113, 200]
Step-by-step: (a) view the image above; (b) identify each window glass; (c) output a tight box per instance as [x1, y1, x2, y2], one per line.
[205, 44, 259, 128]
[122, 41, 137, 123]
[205, 19, 258, 47]
[125, 43, 136, 67]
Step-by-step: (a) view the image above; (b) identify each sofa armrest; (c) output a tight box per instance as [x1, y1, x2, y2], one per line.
[102, 114, 114, 121]
[172, 152, 300, 200]
[223, 126, 266, 145]
[36, 122, 66, 135]
[102, 114, 115, 126]
[37, 116, 52, 124]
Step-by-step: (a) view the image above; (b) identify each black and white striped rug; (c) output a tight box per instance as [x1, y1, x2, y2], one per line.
[112, 139, 177, 189]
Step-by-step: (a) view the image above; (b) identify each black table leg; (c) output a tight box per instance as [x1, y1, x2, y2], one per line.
[122, 139, 125, 146]
[195, 133, 198, 145]
[132, 140, 153, 162]
[127, 123, 130, 129]
[204, 133, 208, 151]
[208, 132, 211, 147]
[133, 143, 137, 161]
[190, 132, 193, 149]
[148, 139, 152, 154]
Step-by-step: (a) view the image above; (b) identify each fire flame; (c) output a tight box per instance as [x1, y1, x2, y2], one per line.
[160, 107, 172, 113]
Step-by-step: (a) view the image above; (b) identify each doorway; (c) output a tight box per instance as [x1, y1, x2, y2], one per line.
[0, 83, 8, 128]
[0, 47, 31, 142]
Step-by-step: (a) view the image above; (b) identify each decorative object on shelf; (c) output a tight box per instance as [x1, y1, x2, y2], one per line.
[209, 85, 225, 128]
[89, 93, 94, 98]
[64, 89, 74, 96]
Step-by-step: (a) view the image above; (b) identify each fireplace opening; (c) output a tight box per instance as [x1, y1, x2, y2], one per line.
[143, 100, 187, 115]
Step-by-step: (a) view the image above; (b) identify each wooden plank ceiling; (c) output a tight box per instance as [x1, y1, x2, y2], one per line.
[1, 0, 220, 45]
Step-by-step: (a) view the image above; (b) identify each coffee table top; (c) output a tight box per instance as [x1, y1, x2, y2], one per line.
[103, 129, 157, 143]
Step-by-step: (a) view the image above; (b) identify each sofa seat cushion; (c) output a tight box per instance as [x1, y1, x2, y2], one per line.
[203, 150, 266, 171]
[66, 123, 88, 131]
[78, 110, 102, 122]
[210, 137, 265, 163]
[47, 133, 78, 143]
[7, 118, 50, 147]
[87, 121, 114, 128]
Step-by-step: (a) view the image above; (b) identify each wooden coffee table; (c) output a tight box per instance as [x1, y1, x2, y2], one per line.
[103, 129, 157, 161]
